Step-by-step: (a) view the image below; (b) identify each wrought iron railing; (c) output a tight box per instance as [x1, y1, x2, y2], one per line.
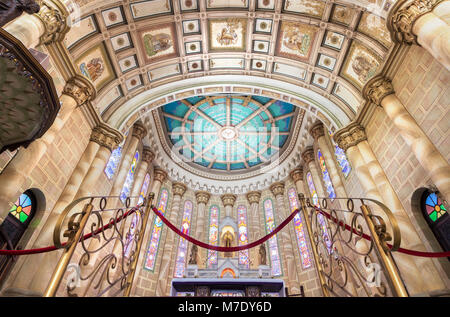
[298, 194, 408, 297]
[43, 193, 154, 297]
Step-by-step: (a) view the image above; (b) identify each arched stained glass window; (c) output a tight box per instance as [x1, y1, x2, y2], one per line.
[263, 199, 282, 276]
[104, 131, 128, 180]
[318, 149, 336, 200]
[287, 188, 312, 269]
[328, 129, 351, 178]
[119, 151, 139, 203]
[138, 173, 151, 205]
[207, 205, 220, 268]
[174, 200, 193, 278]
[144, 188, 169, 271]
[123, 211, 141, 259]
[237, 205, 249, 268]
[424, 192, 447, 222]
[318, 213, 333, 254]
[306, 172, 319, 207]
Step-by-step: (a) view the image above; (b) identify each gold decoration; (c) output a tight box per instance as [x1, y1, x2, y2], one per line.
[363, 75, 396, 106]
[221, 193, 237, 207]
[246, 191, 262, 204]
[289, 167, 304, 183]
[89, 123, 123, 151]
[333, 122, 367, 152]
[62, 75, 96, 106]
[309, 121, 325, 140]
[269, 181, 285, 197]
[301, 146, 315, 165]
[172, 182, 187, 197]
[195, 191, 211, 204]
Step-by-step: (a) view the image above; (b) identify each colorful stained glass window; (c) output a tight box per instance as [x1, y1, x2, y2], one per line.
[9, 193, 33, 224]
[207, 205, 220, 268]
[329, 129, 351, 178]
[138, 173, 151, 205]
[144, 188, 169, 271]
[287, 188, 312, 269]
[318, 149, 336, 200]
[119, 151, 139, 203]
[424, 192, 447, 222]
[123, 210, 141, 259]
[318, 213, 333, 254]
[263, 199, 282, 276]
[104, 146, 123, 179]
[174, 200, 193, 278]
[306, 172, 319, 207]
[237, 205, 250, 268]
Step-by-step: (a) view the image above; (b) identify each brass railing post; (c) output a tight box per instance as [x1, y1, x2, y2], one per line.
[359, 203, 409, 297]
[123, 193, 154, 297]
[298, 193, 330, 297]
[43, 201, 94, 297]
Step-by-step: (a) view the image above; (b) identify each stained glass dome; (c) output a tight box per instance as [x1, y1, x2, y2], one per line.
[160, 95, 297, 172]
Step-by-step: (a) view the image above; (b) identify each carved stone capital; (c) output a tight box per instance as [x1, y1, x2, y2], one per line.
[270, 182, 285, 197]
[172, 182, 187, 198]
[131, 121, 147, 141]
[221, 194, 237, 207]
[35, 1, 70, 45]
[90, 123, 123, 152]
[289, 167, 304, 183]
[246, 191, 262, 205]
[301, 147, 315, 165]
[195, 191, 211, 205]
[142, 146, 155, 164]
[388, 0, 443, 45]
[153, 168, 167, 183]
[309, 121, 325, 140]
[63, 75, 96, 106]
[333, 122, 367, 152]
[363, 75, 395, 106]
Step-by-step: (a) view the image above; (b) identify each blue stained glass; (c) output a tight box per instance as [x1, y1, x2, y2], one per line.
[104, 146, 123, 179]
[119, 151, 139, 203]
[318, 149, 336, 200]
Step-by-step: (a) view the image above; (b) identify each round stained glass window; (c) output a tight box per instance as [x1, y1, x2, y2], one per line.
[9, 192, 34, 224]
[424, 192, 447, 222]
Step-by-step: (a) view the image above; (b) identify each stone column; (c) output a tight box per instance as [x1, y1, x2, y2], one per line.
[130, 168, 167, 296]
[130, 147, 155, 200]
[0, 75, 95, 218]
[310, 121, 348, 200]
[194, 191, 210, 268]
[109, 121, 147, 200]
[156, 182, 187, 296]
[15, 123, 122, 295]
[364, 76, 450, 202]
[388, 0, 450, 70]
[433, 0, 450, 24]
[334, 123, 446, 294]
[4, 0, 68, 48]
[221, 194, 237, 218]
[301, 147, 326, 199]
[269, 182, 300, 294]
[246, 191, 261, 268]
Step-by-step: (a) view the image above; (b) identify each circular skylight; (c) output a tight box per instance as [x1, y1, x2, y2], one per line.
[160, 95, 297, 172]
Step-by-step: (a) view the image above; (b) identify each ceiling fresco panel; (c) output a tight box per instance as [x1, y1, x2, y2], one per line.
[179, 0, 199, 11]
[276, 22, 319, 62]
[256, 0, 275, 11]
[75, 42, 116, 92]
[340, 40, 382, 90]
[329, 4, 355, 26]
[322, 30, 345, 51]
[130, 0, 172, 19]
[273, 62, 306, 81]
[356, 12, 392, 48]
[282, 0, 326, 18]
[148, 64, 182, 81]
[110, 32, 133, 52]
[137, 23, 178, 64]
[101, 6, 126, 28]
[209, 18, 247, 52]
[206, 0, 249, 9]
[64, 15, 98, 49]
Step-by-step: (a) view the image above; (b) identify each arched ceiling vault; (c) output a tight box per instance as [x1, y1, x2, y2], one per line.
[62, 0, 397, 193]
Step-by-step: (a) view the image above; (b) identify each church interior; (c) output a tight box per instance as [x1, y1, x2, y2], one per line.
[0, 0, 449, 298]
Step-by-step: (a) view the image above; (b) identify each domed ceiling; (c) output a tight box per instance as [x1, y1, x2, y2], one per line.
[159, 95, 298, 172]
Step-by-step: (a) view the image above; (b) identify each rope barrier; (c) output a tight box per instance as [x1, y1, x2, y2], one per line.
[0, 202, 448, 258]
[0, 205, 141, 255]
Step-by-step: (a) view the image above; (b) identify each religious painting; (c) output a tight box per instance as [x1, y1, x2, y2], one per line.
[138, 23, 178, 64]
[283, 0, 326, 18]
[276, 21, 318, 62]
[340, 40, 382, 90]
[330, 4, 355, 26]
[357, 12, 392, 48]
[75, 43, 115, 91]
[209, 18, 247, 51]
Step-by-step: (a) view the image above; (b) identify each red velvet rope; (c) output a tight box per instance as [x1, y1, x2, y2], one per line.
[0, 206, 140, 255]
[315, 206, 450, 258]
[151, 206, 299, 252]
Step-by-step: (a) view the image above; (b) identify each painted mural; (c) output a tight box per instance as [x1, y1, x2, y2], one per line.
[209, 18, 247, 51]
[276, 21, 318, 62]
[138, 23, 178, 63]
